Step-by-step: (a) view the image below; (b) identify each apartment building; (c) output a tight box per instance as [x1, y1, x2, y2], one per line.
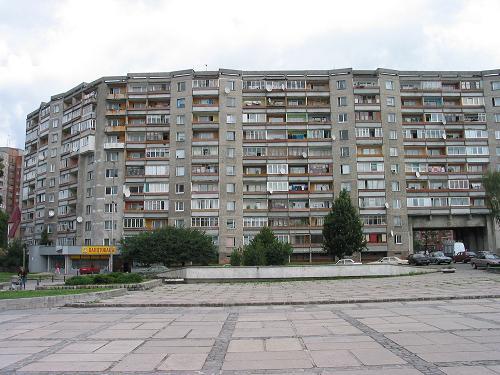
[21, 68, 500, 268]
[0, 147, 23, 239]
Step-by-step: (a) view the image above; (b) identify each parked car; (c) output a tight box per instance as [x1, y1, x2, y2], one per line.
[335, 259, 362, 265]
[470, 253, 500, 269]
[408, 253, 431, 266]
[369, 256, 408, 265]
[453, 251, 477, 263]
[429, 251, 452, 265]
[79, 266, 101, 275]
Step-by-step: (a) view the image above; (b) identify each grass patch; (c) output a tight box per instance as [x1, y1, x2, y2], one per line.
[0, 272, 15, 282]
[0, 288, 111, 300]
[65, 272, 143, 286]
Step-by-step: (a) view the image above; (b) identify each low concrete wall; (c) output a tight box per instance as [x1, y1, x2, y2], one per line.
[0, 288, 127, 311]
[35, 279, 162, 291]
[159, 265, 434, 283]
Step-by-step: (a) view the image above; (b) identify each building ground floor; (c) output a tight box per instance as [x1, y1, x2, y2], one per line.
[27, 245, 121, 274]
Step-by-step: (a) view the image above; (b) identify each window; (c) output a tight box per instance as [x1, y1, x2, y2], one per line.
[393, 216, 402, 227]
[340, 182, 351, 192]
[226, 166, 235, 176]
[106, 151, 118, 162]
[104, 203, 117, 213]
[123, 218, 144, 229]
[226, 131, 235, 141]
[493, 98, 500, 107]
[226, 219, 236, 229]
[390, 130, 398, 140]
[336, 80, 346, 89]
[340, 147, 350, 157]
[227, 201, 235, 211]
[386, 97, 395, 106]
[338, 113, 348, 123]
[337, 96, 347, 106]
[227, 97, 236, 107]
[226, 114, 236, 124]
[85, 221, 91, 231]
[390, 147, 398, 157]
[174, 219, 185, 228]
[105, 186, 118, 195]
[227, 148, 235, 158]
[385, 80, 394, 90]
[341, 165, 350, 175]
[226, 183, 235, 193]
[339, 129, 348, 140]
[496, 131, 500, 140]
[394, 234, 402, 244]
[105, 169, 118, 178]
[391, 181, 400, 192]
[176, 98, 185, 108]
[391, 164, 400, 174]
[176, 166, 185, 176]
[175, 201, 184, 212]
[176, 132, 185, 142]
[175, 184, 184, 194]
[86, 205, 92, 215]
[175, 149, 185, 159]
[177, 81, 185, 92]
[387, 113, 396, 123]
[176, 115, 185, 125]
[191, 217, 219, 228]
[393, 199, 401, 209]
[87, 171, 93, 181]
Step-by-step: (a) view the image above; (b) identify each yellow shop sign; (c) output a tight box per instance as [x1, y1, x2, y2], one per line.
[81, 246, 117, 255]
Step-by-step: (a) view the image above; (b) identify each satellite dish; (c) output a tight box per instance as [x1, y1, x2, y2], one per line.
[38, 154, 44, 160]
[224, 87, 230, 94]
[48, 209, 55, 217]
[279, 168, 286, 174]
[384, 202, 390, 209]
[390, 230, 394, 237]
[332, 135, 336, 141]
[268, 189, 273, 194]
[281, 83, 286, 90]
[266, 86, 272, 92]
[301, 152, 307, 158]
[124, 190, 131, 198]
[442, 133, 447, 139]
[415, 171, 421, 178]
[76, 216, 83, 223]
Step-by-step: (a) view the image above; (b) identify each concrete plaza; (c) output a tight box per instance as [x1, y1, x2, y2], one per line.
[0, 266, 499, 374]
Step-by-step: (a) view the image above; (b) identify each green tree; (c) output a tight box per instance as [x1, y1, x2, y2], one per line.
[230, 248, 242, 266]
[322, 189, 366, 260]
[0, 210, 8, 250]
[120, 226, 217, 266]
[0, 156, 3, 207]
[242, 227, 292, 266]
[0, 239, 25, 270]
[40, 227, 51, 246]
[484, 171, 500, 225]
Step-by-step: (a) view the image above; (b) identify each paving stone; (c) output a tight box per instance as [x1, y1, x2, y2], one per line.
[110, 353, 166, 372]
[309, 349, 360, 367]
[39, 353, 125, 362]
[227, 339, 265, 352]
[351, 348, 407, 365]
[0, 354, 31, 370]
[94, 340, 143, 353]
[419, 350, 500, 362]
[157, 353, 208, 371]
[225, 351, 309, 361]
[58, 341, 108, 353]
[19, 361, 112, 372]
[439, 366, 498, 375]
[90, 329, 158, 339]
[265, 338, 302, 351]
[222, 358, 313, 371]
[153, 326, 191, 338]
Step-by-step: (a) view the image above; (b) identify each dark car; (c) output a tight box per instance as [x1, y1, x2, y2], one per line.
[429, 251, 452, 265]
[471, 253, 500, 269]
[408, 253, 431, 266]
[453, 251, 477, 263]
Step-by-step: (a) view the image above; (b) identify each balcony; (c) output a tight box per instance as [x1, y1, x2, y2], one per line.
[106, 93, 126, 100]
[104, 142, 125, 149]
[105, 125, 126, 133]
[106, 109, 126, 116]
[79, 136, 95, 155]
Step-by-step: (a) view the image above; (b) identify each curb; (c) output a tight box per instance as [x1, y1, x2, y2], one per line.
[0, 288, 127, 311]
[65, 293, 500, 308]
[35, 279, 162, 291]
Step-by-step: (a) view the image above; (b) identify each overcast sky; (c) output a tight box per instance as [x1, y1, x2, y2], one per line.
[1, 0, 499, 148]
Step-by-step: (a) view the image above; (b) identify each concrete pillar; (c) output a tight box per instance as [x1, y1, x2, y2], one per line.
[108, 255, 113, 273]
[47, 256, 50, 272]
[64, 255, 70, 275]
[486, 217, 497, 253]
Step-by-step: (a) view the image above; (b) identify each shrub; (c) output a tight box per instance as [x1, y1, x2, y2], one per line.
[242, 227, 292, 266]
[65, 272, 143, 285]
[230, 248, 242, 266]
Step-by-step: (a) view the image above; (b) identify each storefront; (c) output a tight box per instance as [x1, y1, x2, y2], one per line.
[28, 245, 120, 274]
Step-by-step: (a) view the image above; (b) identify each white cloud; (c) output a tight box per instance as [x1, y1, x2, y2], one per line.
[0, 0, 499, 148]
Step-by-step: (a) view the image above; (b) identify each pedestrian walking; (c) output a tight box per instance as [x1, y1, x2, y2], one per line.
[18, 267, 28, 290]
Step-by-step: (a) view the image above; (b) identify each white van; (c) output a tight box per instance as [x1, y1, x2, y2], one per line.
[443, 241, 466, 257]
